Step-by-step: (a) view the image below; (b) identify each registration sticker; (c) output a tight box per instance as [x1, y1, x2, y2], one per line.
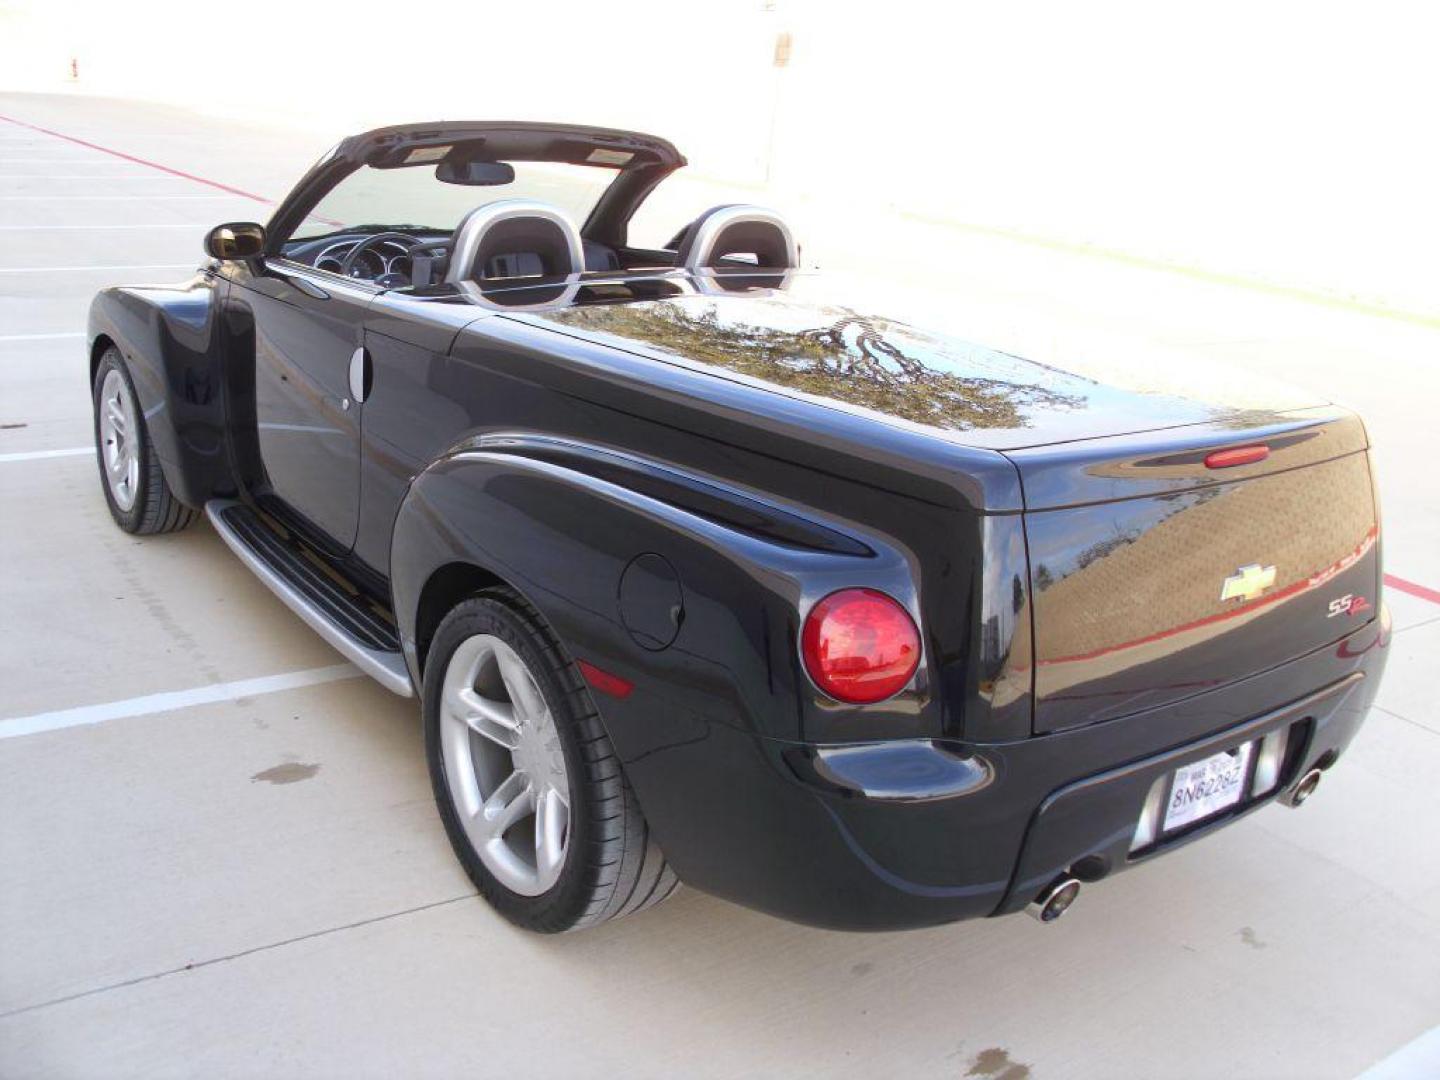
[1163, 742, 1254, 832]
[405, 145, 451, 164]
[586, 148, 634, 166]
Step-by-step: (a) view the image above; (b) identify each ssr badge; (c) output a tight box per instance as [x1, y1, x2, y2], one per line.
[1327, 593, 1372, 618]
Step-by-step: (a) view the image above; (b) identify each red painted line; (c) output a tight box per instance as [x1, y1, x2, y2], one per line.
[1385, 573, 1440, 606]
[0, 113, 272, 204]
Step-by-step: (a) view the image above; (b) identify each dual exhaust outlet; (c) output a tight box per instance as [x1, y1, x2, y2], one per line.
[1277, 767, 1324, 808]
[1028, 766, 1325, 923]
[1027, 876, 1083, 923]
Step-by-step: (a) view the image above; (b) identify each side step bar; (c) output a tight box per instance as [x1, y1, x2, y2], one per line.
[205, 500, 414, 697]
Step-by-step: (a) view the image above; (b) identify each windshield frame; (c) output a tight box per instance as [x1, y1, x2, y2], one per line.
[263, 121, 685, 257]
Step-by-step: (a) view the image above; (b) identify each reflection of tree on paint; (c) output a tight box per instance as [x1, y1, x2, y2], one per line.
[551, 302, 1083, 431]
[1074, 527, 1143, 573]
[1033, 484, 1226, 592]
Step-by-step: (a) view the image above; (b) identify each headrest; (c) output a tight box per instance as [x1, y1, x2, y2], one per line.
[674, 205, 798, 271]
[445, 199, 585, 284]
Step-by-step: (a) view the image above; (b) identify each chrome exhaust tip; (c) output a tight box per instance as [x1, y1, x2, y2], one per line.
[1027, 876, 1082, 923]
[1279, 767, 1323, 808]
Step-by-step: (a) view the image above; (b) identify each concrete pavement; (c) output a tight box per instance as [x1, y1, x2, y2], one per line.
[1, 93, 1437, 1079]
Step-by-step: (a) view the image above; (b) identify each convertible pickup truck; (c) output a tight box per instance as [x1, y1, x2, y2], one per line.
[88, 121, 1388, 932]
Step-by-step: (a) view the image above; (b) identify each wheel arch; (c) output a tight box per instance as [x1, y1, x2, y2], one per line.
[414, 561, 509, 678]
[89, 331, 118, 389]
[86, 276, 235, 508]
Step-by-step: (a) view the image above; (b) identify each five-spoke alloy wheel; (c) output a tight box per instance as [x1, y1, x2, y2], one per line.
[423, 590, 679, 932]
[440, 633, 572, 896]
[98, 367, 141, 513]
[91, 347, 196, 535]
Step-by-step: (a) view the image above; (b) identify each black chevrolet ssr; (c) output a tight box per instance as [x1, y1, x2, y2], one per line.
[87, 121, 1389, 932]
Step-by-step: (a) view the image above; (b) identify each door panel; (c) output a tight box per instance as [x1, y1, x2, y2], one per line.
[240, 263, 375, 550]
[353, 294, 483, 576]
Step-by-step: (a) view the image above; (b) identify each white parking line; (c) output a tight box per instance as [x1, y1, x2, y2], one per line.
[0, 331, 86, 341]
[1358, 1022, 1440, 1078]
[0, 664, 364, 740]
[0, 447, 93, 464]
[0, 264, 195, 273]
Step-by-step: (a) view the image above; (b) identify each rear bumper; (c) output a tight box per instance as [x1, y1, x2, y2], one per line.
[624, 608, 1390, 931]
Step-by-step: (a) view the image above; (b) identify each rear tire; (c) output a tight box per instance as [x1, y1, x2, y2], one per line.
[92, 347, 196, 535]
[424, 588, 678, 932]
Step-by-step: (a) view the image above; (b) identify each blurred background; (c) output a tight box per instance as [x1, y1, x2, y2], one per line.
[2, 0, 1436, 321]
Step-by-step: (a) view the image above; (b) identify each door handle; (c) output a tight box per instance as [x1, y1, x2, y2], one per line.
[348, 347, 371, 404]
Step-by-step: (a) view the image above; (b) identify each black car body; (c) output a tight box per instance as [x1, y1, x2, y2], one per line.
[87, 121, 1389, 931]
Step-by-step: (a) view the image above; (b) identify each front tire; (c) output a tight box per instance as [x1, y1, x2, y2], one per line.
[424, 589, 678, 932]
[92, 348, 196, 535]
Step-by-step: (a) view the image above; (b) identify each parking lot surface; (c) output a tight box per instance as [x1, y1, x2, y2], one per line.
[2, 93, 1438, 1079]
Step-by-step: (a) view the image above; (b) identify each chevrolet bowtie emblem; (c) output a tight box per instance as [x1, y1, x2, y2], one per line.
[1220, 563, 1277, 603]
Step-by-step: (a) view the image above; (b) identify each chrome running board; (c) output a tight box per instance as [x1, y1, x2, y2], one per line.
[205, 499, 414, 697]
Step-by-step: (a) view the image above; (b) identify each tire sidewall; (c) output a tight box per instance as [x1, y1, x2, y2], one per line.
[423, 594, 598, 931]
[92, 348, 149, 533]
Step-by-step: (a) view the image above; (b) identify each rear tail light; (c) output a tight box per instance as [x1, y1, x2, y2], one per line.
[800, 588, 921, 704]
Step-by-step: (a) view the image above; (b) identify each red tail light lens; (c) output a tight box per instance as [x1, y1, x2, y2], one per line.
[801, 588, 921, 704]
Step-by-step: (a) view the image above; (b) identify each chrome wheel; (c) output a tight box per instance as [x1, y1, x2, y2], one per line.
[439, 633, 571, 896]
[98, 368, 141, 512]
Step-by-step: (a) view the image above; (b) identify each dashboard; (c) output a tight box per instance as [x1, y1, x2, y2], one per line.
[281, 231, 450, 285]
[279, 230, 623, 287]
[315, 238, 413, 280]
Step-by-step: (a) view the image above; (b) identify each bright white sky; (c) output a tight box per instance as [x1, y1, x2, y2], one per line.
[2, 0, 1435, 315]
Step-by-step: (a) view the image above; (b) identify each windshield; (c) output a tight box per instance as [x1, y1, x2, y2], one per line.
[288, 160, 617, 241]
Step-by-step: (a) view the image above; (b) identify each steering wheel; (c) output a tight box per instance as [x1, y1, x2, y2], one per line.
[338, 231, 421, 280]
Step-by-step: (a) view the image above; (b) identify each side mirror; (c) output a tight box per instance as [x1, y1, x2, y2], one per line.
[435, 159, 515, 186]
[204, 221, 266, 260]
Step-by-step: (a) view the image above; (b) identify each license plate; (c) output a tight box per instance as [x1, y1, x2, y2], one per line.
[1163, 742, 1255, 832]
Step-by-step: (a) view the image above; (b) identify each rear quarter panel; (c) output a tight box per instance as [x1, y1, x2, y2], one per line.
[385, 311, 1034, 747]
